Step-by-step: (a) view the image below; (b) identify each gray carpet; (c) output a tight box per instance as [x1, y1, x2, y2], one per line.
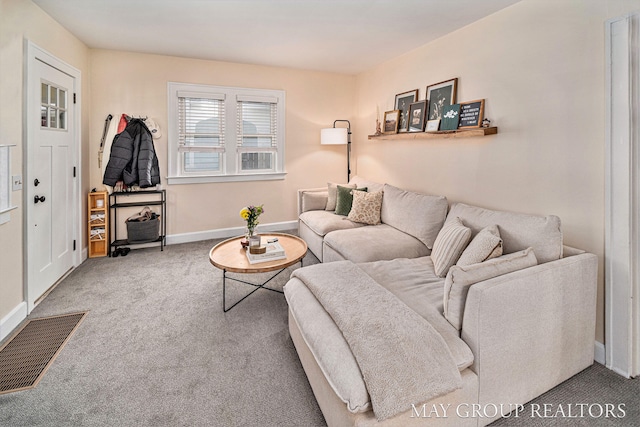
[0, 236, 638, 426]
[0, 236, 324, 426]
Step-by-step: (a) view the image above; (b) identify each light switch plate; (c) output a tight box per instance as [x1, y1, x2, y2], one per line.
[12, 175, 22, 191]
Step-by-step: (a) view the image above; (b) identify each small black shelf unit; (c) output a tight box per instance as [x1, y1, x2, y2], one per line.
[108, 190, 166, 256]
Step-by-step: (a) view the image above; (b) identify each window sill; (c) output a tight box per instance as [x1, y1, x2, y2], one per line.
[167, 172, 287, 185]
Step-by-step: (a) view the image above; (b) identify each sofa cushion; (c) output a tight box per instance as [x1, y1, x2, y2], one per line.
[323, 224, 430, 263]
[457, 224, 503, 267]
[446, 203, 562, 263]
[347, 190, 383, 225]
[284, 261, 475, 415]
[431, 217, 472, 277]
[380, 184, 448, 250]
[301, 190, 328, 212]
[443, 248, 538, 330]
[299, 210, 364, 237]
[326, 182, 355, 211]
[349, 175, 384, 193]
[285, 278, 371, 414]
[359, 256, 474, 370]
[335, 186, 367, 216]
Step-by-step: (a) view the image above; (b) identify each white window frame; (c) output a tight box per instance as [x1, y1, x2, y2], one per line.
[167, 82, 286, 184]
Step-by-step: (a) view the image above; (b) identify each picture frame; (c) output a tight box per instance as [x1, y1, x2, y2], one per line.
[426, 78, 458, 121]
[458, 99, 485, 128]
[395, 89, 418, 132]
[426, 119, 440, 132]
[440, 104, 461, 131]
[407, 100, 427, 132]
[383, 110, 400, 134]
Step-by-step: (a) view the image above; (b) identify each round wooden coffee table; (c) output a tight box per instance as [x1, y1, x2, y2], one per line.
[209, 232, 307, 312]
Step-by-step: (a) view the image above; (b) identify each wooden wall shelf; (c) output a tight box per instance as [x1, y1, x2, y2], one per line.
[368, 126, 497, 140]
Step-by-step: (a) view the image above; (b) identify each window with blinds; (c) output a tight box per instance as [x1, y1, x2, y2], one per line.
[168, 82, 285, 184]
[236, 97, 277, 172]
[177, 92, 225, 174]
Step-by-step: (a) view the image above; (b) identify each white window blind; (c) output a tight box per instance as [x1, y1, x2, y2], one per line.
[236, 96, 278, 172]
[177, 92, 225, 174]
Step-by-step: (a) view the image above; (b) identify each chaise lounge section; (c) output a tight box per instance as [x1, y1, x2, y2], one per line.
[287, 178, 598, 426]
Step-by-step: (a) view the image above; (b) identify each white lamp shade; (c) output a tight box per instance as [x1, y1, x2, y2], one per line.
[321, 128, 348, 145]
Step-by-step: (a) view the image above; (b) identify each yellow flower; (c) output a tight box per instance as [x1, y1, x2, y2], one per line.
[239, 207, 250, 220]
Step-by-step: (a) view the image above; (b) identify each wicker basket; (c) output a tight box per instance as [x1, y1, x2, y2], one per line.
[126, 217, 160, 243]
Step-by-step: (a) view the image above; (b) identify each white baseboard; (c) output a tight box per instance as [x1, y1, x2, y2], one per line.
[594, 340, 605, 365]
[166, 220, 298, 246]
[0, 301, 27, 342]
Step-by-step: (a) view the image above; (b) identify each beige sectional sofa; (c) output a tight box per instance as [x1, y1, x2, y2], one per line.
[286, 177, 598, 426]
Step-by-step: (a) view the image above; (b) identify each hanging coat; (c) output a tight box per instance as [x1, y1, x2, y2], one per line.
[103, 118, 160, 188]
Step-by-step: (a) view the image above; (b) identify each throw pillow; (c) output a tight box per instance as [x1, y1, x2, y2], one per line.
[456, 224, 503, 267]
[347, 190, 383, 225]
[430, 217, 472, 277]
[443, 248, 538, 330]
[335, 186, 367, 216]
[326, 182, 355, 211]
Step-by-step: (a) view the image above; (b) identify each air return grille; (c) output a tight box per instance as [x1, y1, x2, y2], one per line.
[0, 312, 86, 394]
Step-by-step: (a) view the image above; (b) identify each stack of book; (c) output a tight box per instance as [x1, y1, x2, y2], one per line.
[246, 241, 287, 264]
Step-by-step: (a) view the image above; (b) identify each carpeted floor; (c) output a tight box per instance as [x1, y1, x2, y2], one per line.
[0, 236, 638, 426]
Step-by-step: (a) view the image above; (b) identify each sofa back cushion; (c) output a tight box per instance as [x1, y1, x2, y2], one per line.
[380, 184, 448, 250]
[445, 203, 562, 263]
[348, 175, 384, 193]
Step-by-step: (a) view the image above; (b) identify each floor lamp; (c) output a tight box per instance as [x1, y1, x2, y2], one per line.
[321, 120, 351, 182]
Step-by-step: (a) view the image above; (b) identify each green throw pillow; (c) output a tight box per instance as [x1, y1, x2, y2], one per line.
[335, 185, 367, 216]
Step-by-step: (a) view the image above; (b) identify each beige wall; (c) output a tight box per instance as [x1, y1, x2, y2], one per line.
[0, 0, 89, 321]
[89, 50, 354, 236]
[353, 0, 640, 343]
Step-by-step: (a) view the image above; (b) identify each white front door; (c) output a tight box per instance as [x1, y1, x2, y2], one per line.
[26, 55, 76, 309]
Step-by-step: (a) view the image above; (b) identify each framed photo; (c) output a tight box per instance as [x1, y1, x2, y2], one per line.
[426, 78, 458, 121]
[407, 100, 427, 132]
[440, 104, 460, 130]
[395, 89, 418, 132]
[383, 110, 400, 134]
[426, 119, 440, 132]
[458, 99, 485, 128]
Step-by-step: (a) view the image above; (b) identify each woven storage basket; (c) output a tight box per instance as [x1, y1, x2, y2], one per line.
[126, 217, 160, 243]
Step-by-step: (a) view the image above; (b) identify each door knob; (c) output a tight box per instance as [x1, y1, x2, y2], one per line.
[34, 178, 40, 186]
[34, 195, 45, 204]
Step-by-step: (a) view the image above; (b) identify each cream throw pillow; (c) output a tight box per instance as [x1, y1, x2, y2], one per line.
[347, 190, 383, 225]
[430, 217, 472, 278]
[457, 224, 503, 267]
[326, 182, 355, 211]
[443, 248, 538, 330]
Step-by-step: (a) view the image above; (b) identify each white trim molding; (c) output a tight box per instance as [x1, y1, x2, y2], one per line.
[165, 220, 298, 246]
[605, 13, 640, 379]
[0, 302, 27, 343]
[595, 341, 606, 366]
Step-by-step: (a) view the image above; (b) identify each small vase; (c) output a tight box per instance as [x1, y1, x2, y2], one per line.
[241, 227, 256, 248]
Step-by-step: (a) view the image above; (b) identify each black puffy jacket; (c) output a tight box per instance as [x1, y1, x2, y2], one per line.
[103, 119, 160, 188]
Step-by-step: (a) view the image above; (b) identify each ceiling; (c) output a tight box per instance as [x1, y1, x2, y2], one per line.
[33, 0, 520, 75]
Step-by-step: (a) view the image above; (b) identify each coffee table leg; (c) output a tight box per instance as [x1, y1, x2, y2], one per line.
[222, 261, 304, 312]
[223, 269, 227, 312]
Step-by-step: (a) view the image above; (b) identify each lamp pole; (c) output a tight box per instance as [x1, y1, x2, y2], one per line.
[333, 120, 351, 182]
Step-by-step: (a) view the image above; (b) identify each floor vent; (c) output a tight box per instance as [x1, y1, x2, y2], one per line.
[0, 312, 87, 395]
